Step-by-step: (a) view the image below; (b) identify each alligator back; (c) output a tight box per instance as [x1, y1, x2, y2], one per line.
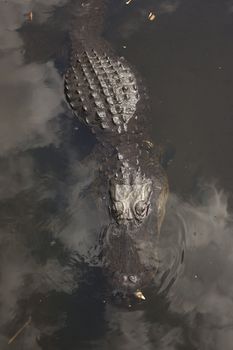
[65, 48, 140, 134]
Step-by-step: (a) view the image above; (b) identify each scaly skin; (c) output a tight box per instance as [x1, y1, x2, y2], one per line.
[65, 1, 169, 302]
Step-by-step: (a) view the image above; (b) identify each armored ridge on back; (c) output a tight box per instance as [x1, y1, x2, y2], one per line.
[65, 0, 168, 303]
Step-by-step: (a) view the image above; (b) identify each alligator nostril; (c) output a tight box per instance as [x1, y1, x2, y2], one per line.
[125, 208, 133, 220]
[128, 275, 138, 284]
[112, 290, 126, 301]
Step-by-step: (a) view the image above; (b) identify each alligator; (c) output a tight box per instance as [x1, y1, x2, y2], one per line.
[64, 0, 169, 303]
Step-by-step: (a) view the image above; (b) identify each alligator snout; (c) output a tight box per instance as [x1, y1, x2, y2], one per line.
[124, 208, 134, 221]
[112, 289, 145, 304]
[101, 222, 157, 305]
[109, 272, 146, 304]
[115, 272, 139, 289]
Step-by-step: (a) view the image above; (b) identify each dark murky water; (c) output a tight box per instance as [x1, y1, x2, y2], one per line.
[0, 0, 233, 349]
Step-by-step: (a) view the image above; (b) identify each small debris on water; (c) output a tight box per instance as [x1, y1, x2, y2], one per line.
[134, 290, 146, 300]
[24, 11, 33, 22]
[8, 316, 32, 344]
[50, 240, 56, 246]
[123, 45, 127, 49]
[126, 0, 133, 4]
[148, 12, 156, 21]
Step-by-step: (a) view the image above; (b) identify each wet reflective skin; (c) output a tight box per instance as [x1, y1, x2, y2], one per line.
[109, 167, 169, 229]
[110, 181, 152, 224]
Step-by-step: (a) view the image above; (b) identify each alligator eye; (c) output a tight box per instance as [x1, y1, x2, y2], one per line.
[135, 201, 148, 217]
[128, 275, 138, 284]
[112, 201, 124, 215]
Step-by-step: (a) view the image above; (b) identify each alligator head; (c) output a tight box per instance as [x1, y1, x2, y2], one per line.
[102, 166, 168, 304]
[110, 180, 152, 225]
[109, 163, 168, 231]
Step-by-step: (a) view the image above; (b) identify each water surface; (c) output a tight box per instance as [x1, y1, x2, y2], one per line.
[0, 0, 233, 349]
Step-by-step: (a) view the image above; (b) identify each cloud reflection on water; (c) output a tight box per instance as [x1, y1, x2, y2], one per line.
[0, 159, 232, 349]
[85, 185, 233, 350]
[0, 0, 73, 347]
[165, 185, 233, 349]
[0, 0, 233, 349]
[0, 0, 65, 155]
